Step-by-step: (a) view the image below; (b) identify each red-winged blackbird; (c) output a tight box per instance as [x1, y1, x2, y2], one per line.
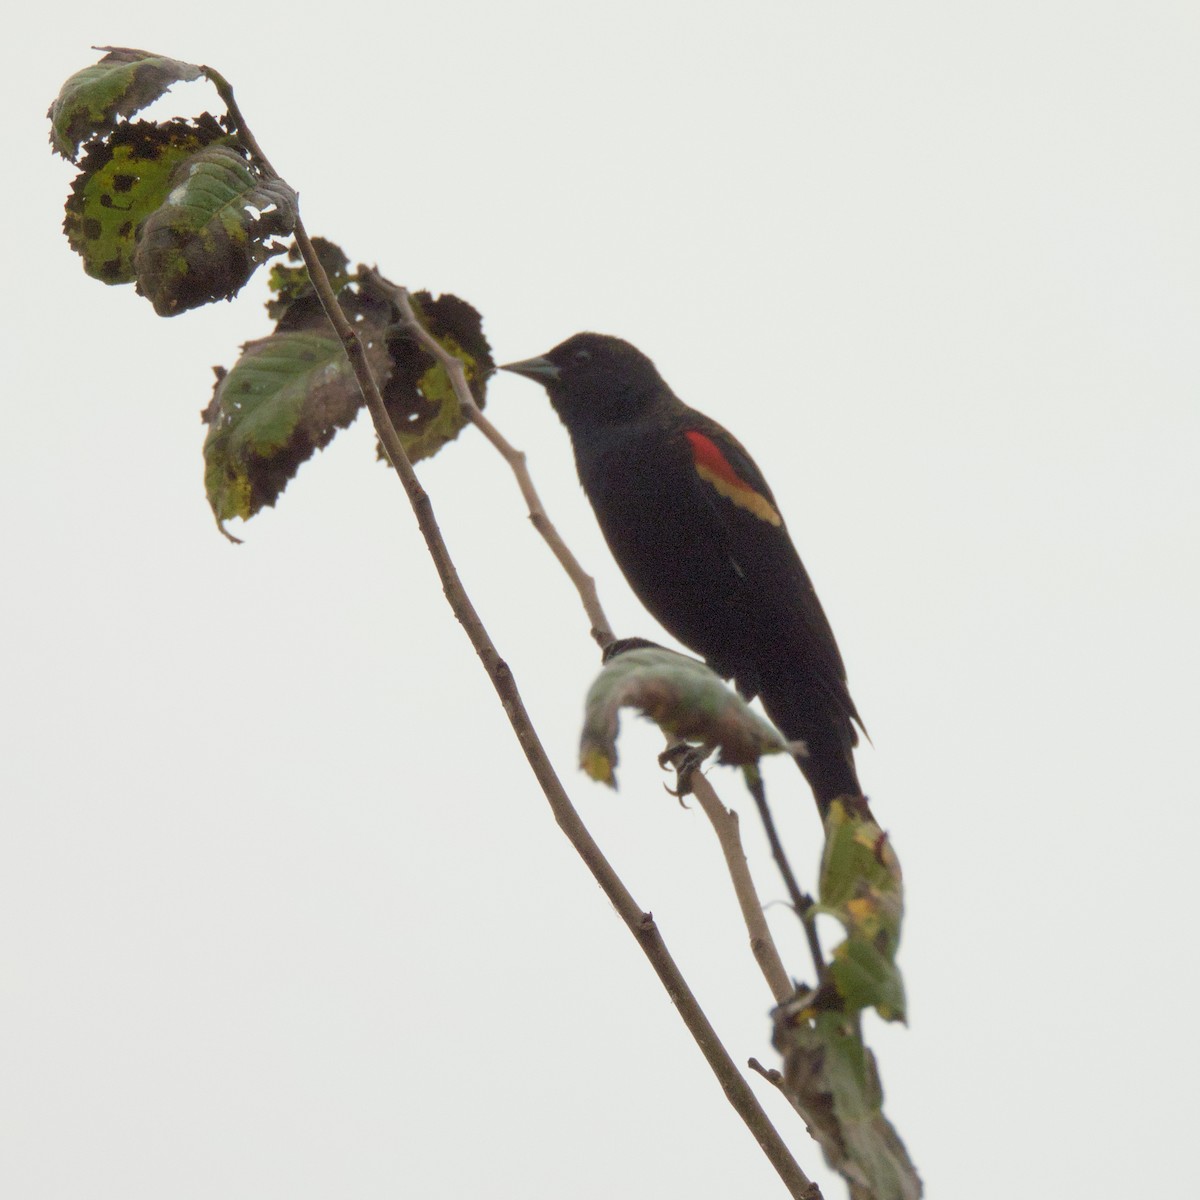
[502, 332, 864, 815]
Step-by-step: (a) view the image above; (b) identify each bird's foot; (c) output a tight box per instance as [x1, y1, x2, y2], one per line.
[658, 741, 713, 803]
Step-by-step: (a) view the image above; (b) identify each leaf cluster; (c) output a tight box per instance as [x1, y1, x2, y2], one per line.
[50, 48, 493, 538]
[203, 245, 493, 536]
[52, 48, 296, 315]
[771, 800, 917, 1200]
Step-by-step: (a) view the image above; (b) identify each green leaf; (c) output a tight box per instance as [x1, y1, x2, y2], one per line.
[773, 1008, 922, 1200]
[829, 937, 908, 1025]
[379, 291, 494, 465]
[202, 327, 391, 534]
[62, 116, 231, 284]
[48, 47, 202, 161]
[816, 800, 907, 1022]
[200, 254, 490, 535]
[579, 644, 794, 786]
[133, 144, 297, 316]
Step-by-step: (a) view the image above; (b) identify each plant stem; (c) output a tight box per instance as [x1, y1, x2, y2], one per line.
[745, 769, 826, 980]
[370, 270, 615, 650]
[684, 763, 795, 1004]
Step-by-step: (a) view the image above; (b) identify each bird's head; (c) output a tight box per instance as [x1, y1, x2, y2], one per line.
[501, 332, 668, 429]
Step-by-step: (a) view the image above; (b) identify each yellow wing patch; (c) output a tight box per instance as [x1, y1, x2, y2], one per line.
[685, 431, 782, 526]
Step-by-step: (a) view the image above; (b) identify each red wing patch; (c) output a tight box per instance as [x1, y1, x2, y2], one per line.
[685, 431, 782, 526]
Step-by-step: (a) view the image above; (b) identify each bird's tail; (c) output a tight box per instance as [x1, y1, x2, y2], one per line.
[758, 682, 863, 819]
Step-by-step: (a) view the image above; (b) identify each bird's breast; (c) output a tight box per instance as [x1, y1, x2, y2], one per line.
[570, 425, 757, 679]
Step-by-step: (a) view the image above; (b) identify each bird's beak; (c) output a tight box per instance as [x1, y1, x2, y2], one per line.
[499, 355, 560, 383]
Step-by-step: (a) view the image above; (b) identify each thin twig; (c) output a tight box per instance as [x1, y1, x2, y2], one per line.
[366, 269, 615, 651]
[748, 1057, 786, 1088]
[203, 68, 278, 176]
[210, 71, 819, 1200]
[745, 769, 826, 979]
[663, 747, 793, 1004]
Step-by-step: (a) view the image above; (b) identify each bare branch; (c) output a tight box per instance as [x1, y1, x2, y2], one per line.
[748, 1057, 786, 1087]
[662, 746, 794, 1004]
[745, 769, 827, 980]
[369, 269, 615, 651]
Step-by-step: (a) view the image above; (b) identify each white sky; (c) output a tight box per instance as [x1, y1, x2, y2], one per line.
[5, 4, 1199, 1197]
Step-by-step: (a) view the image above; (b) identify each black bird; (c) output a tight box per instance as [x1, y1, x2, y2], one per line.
[502, 333, 864, 816]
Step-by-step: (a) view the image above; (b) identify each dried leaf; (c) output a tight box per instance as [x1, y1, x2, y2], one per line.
[378, 291, 493, 465]
[773, 1007, 922, 1200]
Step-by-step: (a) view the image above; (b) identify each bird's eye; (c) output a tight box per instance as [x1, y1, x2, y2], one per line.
[573, 348, 592, 364]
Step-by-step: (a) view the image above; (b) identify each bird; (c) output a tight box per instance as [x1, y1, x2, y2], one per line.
[501, 332, 864, 816]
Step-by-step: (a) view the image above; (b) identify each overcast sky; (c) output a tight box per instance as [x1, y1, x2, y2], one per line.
[5, 4, 1199, 1197]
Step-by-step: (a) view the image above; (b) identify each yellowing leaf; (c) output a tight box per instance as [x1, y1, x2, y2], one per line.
[816, 800, 907, 1021]
[63, 116, 231, 284]
[378, 292, 494, 466]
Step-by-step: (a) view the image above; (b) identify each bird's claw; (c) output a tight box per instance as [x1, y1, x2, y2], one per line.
[658, 742, 713, 802]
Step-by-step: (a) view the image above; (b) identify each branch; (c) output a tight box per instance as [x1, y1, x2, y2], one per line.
[209, 71, 820, 1200]
[745, 769, 826, 980]
[306, 233, 817, 1199]
[662, 746, 793, 1004]
[203, 67, 278, 176]
[367, 269, 615, 651]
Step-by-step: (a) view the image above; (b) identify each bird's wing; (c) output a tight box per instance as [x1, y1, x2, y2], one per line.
[673, 410, 862, 728]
